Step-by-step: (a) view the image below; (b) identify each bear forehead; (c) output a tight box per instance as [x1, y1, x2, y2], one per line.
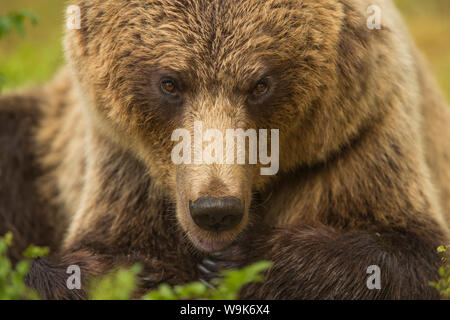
[79, 0, 315, 80]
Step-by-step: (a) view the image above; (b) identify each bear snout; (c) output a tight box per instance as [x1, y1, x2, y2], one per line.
[189, 196, 244, 232]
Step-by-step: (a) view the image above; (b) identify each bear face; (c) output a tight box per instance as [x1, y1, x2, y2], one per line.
[64, 0, 401, 252]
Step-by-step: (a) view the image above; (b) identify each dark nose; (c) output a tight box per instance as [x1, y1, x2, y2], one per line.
[189, 196, 244, 232]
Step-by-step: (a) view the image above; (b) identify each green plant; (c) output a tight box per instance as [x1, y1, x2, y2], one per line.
[142, 261, 272, 300]
[0, 9, 37, 93]
[0, 10, 38, 39]
[430, 244, 450, 299]
[90, 261, 272, 300]
[89, 264, 143, 300]
[0, 232, 48, 300]
[0, 74, 6, 93]
[2, 228, 449, 300]
[1, 231, 271, 300]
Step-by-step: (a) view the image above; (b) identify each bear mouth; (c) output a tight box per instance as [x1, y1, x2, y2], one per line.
[188, 233, 234, 252]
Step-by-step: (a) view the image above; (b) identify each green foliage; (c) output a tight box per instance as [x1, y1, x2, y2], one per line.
[0, 230, 271, 300]
[22, 245, 50, 259]
[91, 261, 272, 300]
[142, 261, 272, 300]
[0, 10, 38, 39]
[0, 74, 6, 93]
[0, 9, 37, 93]
[143, 282, 208, 300]
[0, 233, 42, 300]
[89, 264, 143, 300]
[430, 245, 450, 299]
[208, 260, 272, 300]
[2, 230, 450, 300]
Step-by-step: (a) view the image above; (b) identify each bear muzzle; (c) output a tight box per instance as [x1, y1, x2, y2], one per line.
[189, 196, 244, 232]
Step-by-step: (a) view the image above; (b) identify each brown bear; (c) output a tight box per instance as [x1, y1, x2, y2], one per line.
[1, 0, 450, 299]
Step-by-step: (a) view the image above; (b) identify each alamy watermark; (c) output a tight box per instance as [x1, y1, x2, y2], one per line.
[66, 5, 81, 30]
[366, 5, 382, 30]
[171, 121, 279, 175]
[366, 265, 381, 290]
[66, 4, 383, 34]
[66, 265, 81, 290]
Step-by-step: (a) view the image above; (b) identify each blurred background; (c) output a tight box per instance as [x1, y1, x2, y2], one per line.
[0, 0, 449, 101]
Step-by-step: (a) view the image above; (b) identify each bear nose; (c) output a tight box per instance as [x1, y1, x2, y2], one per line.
[189, 196, 244, 232]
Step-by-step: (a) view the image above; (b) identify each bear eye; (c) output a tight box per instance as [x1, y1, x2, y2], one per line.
[160, 78, 178, 96]
[252, 80, 269, 96]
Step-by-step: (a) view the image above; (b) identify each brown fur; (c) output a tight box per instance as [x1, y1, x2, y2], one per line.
[1, 0, 450, 299]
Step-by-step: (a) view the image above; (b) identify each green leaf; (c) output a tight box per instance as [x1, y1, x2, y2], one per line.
[89, 264, 143, 300]
[0, 10, 38, 39]
[23, 245, 50, 258]
[0, 17, 11, 39]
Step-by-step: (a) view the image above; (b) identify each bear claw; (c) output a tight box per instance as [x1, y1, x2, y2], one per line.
[197, 258, 223, 285]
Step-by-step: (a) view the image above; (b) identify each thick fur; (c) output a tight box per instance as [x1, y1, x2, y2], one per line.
[1, 0, 450, 299]
[0, 92, 63, 263]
